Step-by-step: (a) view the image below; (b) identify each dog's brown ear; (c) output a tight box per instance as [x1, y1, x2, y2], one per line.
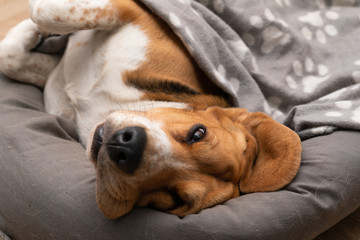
[209, 107, 302, 193]
[238, 109, 302, 192]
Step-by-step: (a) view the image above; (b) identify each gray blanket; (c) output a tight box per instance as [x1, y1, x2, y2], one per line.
[138, 0, 360, 139]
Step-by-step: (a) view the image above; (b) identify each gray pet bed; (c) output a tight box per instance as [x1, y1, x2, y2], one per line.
[0, 73, 359, 239]
[1, 0, 360, 239]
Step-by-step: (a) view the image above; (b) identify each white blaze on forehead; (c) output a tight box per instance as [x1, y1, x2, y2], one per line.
[114, 101, 190, 112]
[113, 113, 172, 157]
[107, 111, 189, 172]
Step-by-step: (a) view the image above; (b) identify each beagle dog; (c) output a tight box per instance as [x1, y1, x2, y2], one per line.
[0, 0, 302, 218]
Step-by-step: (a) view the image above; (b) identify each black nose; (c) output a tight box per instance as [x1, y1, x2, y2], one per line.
[106, 126, 147, 174]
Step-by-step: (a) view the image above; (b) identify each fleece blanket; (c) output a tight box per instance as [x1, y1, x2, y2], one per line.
[136, 0, 360, 140]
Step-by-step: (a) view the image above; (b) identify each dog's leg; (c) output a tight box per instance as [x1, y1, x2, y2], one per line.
[0, 19, 61, 88]
[29, 0, 140, 34]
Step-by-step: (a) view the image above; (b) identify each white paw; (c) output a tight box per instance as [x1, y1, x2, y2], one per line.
[0, 19, 55, 87]
[0, 19, 47, 74]
[2, 19, 47, 51]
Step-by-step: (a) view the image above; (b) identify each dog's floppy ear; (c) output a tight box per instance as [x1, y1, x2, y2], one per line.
[209, 107, 302, 193]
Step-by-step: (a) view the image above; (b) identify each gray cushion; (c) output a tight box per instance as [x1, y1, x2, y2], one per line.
[0, 73, 359, 240]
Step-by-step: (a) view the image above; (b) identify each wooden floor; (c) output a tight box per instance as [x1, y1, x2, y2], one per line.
[0, 0, 359, 239]
[0, 0, 29, 40]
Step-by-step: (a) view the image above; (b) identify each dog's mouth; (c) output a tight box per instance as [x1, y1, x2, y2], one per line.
[90, 123, 105, 162]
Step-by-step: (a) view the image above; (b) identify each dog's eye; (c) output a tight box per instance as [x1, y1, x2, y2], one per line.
[186, 124, 206, 144]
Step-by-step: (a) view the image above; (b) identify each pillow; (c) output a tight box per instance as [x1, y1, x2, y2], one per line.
[0, 73, 359, 240]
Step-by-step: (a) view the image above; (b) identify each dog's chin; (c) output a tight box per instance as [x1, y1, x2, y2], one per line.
[86, 123, 105, 166]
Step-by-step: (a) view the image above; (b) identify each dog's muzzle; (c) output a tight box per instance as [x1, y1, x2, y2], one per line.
[106, 126, 147, 174]
[91, 124, 147, 174]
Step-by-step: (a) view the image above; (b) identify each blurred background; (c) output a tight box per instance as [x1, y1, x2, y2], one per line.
[0, 0, 28, 39]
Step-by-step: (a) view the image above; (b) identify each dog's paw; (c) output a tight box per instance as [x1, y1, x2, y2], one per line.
[1, 19, 48, 53]
[0, 19, 56, 87]
[0, 19, 47, 74]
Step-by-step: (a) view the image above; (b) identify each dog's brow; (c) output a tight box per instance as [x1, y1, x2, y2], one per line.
[127, 77, 200, 95]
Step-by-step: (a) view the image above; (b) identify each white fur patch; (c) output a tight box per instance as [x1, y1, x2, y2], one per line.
[113, 101, 189, 112]
[46, 24, 150, 144]
[107, 110, 190, 173]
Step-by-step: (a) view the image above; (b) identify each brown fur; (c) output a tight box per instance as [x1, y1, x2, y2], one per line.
[94, 107, 301, 218]
[111, 0, 229, 108]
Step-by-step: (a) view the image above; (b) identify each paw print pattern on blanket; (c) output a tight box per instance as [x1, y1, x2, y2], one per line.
[226, 39, 259, 73]
[316, 83, 360, 125]
[274, 0, 291, 7]
[298, 10, 339, 44]
[324, 100, 360, 124]
[328, 101, 352, 119]
[213, 65, 239, 94]
[286, 57, 330, 93]
[246, 8, 291, 54]
[168, 12, 195, 48]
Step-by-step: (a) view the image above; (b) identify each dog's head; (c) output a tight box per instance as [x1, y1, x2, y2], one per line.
[86, 107, 301, 219]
